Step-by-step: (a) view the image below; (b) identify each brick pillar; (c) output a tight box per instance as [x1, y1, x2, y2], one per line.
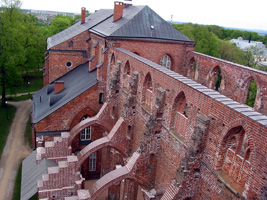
[123, 179, 138, 200]
[108, 181, 121, 200]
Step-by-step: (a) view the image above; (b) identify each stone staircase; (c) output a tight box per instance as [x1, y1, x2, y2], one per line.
[36, 132, 71, 163]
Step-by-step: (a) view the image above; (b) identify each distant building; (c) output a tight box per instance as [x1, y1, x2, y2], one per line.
[230, 37, 267, 66]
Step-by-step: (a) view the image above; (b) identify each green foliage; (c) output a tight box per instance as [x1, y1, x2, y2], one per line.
[0, 0, 46, 106]
[173, 23, 220, 58]
[246, 80, 257, 107]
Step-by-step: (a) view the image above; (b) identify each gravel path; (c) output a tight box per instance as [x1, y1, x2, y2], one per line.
[0, 100, 32, 200]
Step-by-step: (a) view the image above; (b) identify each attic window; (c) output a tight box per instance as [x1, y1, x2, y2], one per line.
[66, 61, 72, 67]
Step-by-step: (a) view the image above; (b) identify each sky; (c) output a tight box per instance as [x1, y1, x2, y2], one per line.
[20, 0, 267, 31]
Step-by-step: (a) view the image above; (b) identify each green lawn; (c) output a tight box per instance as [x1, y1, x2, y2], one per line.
[6, 70, 43, 95]
[12, 163, 22, 200]
[0, 105, 16, 157]
[7, 94, 33, 102]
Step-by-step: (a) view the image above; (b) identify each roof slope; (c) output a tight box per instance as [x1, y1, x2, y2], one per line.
[32, 62, 98, 123]
[92, 5, 192, 42]
[48, 5, 193, 49]
[20, 151, 57, 200]
[47, 9, 113, 49]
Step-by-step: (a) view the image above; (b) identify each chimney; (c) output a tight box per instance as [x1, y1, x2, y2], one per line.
[113, 1, 124, 22]
[54, 81, 65, 94]
[81, 7, 86, 24]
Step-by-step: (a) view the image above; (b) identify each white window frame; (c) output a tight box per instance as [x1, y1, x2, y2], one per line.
[80, 116, 91, 141]
[89, 152, 97, 171]
[160, 54, 171, 69]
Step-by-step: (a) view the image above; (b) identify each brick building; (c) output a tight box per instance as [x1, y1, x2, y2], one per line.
[21, 2, 267, 200]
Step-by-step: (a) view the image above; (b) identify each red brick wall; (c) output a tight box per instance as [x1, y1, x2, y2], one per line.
[114, 39, 189, 73]
[33, 84, 101, 133]
[109, 47, 267, 199]
[45, 31, 91, 85]
[185, 51, 267, 113]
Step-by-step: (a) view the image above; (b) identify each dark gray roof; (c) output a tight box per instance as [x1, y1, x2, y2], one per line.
[47, 9, 113, 49]
[21, 151, 57, 200]
[32, 62, 98, 123]
[48, 5, 193, 49]
[92, 5, 192, 42]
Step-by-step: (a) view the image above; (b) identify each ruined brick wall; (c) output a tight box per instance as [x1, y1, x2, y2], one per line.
[185, 51, 267, 113]
[108, 47, 267, 199]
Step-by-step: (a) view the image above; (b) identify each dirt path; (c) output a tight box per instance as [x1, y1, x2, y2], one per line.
[0, 100, 32, 200]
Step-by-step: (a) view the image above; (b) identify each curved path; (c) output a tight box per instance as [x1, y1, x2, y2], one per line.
[0, 100, 32, 200]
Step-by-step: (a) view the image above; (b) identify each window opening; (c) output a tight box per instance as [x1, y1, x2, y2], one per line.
[99, 93, 104, 104]
[69, 41, 73, 48]
[160, 54, 172, 69]
[80, 115, 91, 141]
[89, 152, 97, 171]
[215, 68, 222, 91]
[245, 79, 257, 107]
[66, 61, 72, 68]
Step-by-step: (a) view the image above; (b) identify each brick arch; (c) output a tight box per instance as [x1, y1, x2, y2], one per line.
[69, 106, 97, 130]
[89, 170, 137, 200]
[68, 117, 111, 146]
[76, 139, 126, 171]
[186, 57, 197, 80]
[216, 119, 254, 168]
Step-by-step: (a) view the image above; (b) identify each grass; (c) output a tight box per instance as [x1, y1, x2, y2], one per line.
[6, 70, 43, 95]
[7, 94, 33, 102]
[0, 105, 16, 157]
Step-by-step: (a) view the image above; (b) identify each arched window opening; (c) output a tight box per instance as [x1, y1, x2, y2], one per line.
[219, 126, 251, 187]
[80, 115, 91, 141]
[170, 92, 187, 128]
[245, 79, 257, 108]
[69, 41, 73, 48]
[99, 47, 104, 64]
[188, 58, 197, 80]
[111, 53, 115, 66]
[214, 68, 222, 91]
[125, 61, 130, 75]
[160, 54, 172, 70]
[143, 73, 153, 109]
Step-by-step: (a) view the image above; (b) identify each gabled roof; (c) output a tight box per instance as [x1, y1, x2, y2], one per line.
[21, 151, 57, 200]
[47, 9, 113, 49]
[92, 5, 193, 42]
[32, 62, 98, 123]
[47, 5, 193, 49]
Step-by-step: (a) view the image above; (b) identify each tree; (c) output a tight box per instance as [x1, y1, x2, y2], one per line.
[0, 0, 45, 106]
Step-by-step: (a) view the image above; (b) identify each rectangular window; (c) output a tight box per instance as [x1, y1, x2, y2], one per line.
[80, 126, 91, 141]
[99, 93, 104, 104]
[89, 152, 97, 171]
